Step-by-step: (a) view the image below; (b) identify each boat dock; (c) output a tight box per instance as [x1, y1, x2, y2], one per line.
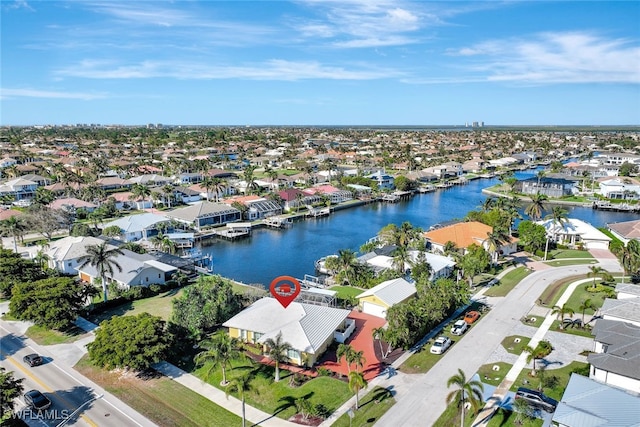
[306, 205, 331, 217]
[592, 201, 640, 212]
[263, 215, 293, 228]
[204, 222, 252, 240]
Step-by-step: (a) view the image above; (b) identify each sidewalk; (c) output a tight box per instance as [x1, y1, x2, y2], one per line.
[471, 277, 593, 427]
[71, 317, 299, 427]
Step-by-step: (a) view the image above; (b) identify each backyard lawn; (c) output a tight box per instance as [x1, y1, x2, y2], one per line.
[332, 387, 396, 427]
[329, 285, 366, 300]
[87, 288, 184, 324]
[75, 355, 241, 427]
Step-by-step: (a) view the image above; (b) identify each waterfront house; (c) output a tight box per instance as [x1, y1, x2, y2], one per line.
[552, 373, 640, 427]
[77, 248, 177, 289]
[536, 217, 611, 250]
[223, 195, 283, 220]
[304, 185, 353, 204]
[278, 188, 322, 212]
[222, 297, 351, 367]
[607, 219, 640, 245]
[423, 221, 518, 256]
[102, 213, 172, 242]
[588, 318, 640, 394]
[358, 247, 455, 281]
[367, 171, 395, 190]
[598, 178, 640, 200]
[424, 162, 464, 179]
[514, 176, 578, 197]
[356, 277, 416, 319]
[165, 201, 241, 231]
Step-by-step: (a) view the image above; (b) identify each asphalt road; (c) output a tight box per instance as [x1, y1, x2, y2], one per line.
[0, 324, 157, 427]
[375, 261, 619, 427]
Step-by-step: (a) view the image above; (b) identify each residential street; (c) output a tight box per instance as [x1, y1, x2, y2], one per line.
[372, 253, 621, 427]
[0, 310, 157, 427]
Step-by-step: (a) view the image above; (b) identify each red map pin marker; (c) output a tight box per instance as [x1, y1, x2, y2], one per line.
[270, 276, 301, 308]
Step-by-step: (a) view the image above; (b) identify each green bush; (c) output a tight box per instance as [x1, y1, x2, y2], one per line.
[317, 367, 333, 377]
[149, 284, 164, 294]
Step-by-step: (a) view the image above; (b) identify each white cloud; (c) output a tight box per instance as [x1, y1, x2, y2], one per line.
[0, 88, 107, 100]
[54, 59, 404, 81]
[451, 31, 640, 84]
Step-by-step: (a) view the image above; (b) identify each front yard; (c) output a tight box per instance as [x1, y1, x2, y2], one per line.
[332, 387, 396, 427]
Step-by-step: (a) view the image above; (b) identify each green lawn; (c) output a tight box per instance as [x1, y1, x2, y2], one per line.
[75, 355, 241, 427]
[548, 249, 594, 260]
[509, 361, 589, 401]
[521, 315, 545, 328]
[501, 335, 531, 355]
[332, 387, 396, 427]
[487, 408, 543, 427]
[484, 267, 531, 297]
[329, 285, 366, 300]
[432, 399, 479, 427]
[87, 288, 184, 324]
[26, 324, 90, 345]
[400, 325, 465, 374]
[546, 259, 598, 267]
[548, 320, 595, 338]
[477, 362, 512, 386]
[193, 359, 352, 421]
[564, 282, 612, 320]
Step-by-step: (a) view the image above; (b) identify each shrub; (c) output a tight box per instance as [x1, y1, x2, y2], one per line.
[149, 284, 164, 294]
[317, 367, 333, 377]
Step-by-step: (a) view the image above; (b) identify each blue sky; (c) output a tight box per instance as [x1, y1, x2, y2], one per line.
[1, 0, 639, 126]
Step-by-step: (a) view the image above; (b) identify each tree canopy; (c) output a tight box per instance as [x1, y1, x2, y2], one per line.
[170, 275, 244, 341]
[9, 277, 97, 330]
[1, 368, 24, 422]
[87, 313, 169, 371]
[0, 249, 48, 298]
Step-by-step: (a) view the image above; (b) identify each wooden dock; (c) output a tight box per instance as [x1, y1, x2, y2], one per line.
[263, 215, 293, 228]
[306, 206, 331, 217]
[592, 201, 640, 212]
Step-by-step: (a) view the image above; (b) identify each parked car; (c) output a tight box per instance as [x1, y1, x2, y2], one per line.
[464, 311, 481, 324]
[430, 336, 452, 354]
[450, 320, 469, 336]
[515, 387, 558, 413]
[24, 390, 51, 410]
[23, 353, 43, 367]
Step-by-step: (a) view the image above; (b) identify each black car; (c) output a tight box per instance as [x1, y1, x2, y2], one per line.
[24, 390, 51, 410]
[23, 353, 43, 367]
[515, 387, 558, 413]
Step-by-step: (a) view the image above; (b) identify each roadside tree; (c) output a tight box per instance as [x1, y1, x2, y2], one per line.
[0, 249, 48, 298]
[87, 313, 169, 371]
[348, 371, 368, 410]
[0, 368, 24, 422]
[194, 331, 245, 386]
[77, 242, 124, 303]
[446, 368, 484, 427]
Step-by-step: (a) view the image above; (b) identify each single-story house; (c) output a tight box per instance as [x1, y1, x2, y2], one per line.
[109, 191, 153, 210]
[424, 221, 518, 256]
[607, 219, 640, 246]
[357, 247, 455, 281]
[536, 218, 611, 250]
[356, 277, 416, 318]
[552, 373, 640, 427]
[223, 195, 283, 220]
[223, 297, 351, 367]
[77, 249, 177, 289]
[304, 185, 352, 204]
[599, 297, 640, 327]
[49, 197, 97, 213]
[102, 213, 172, 242]
[165, 201, 241, 231]
[616, 283, 640, 300]
[127, 174, 173, 186]
[588, 318, 640, 394]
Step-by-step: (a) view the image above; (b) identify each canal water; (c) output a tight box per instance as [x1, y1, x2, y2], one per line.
[199, 170, 639, 286]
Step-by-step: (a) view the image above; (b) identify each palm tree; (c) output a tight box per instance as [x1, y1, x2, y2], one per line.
[348, 371, 368, 410]
[336, 343, 355, 373]
[346, 349, 366, 373]
[525, 192, 548, 221]
[372, 326, 387, 359]
[0, 216, 28, 252]
[225, 372, 253, 427]
[201, 176, 220, 202]
[334, 249, 358, 285]
[551, 303, 576, 329]
[587, 266, 607, 291]
[391, 245, 410, 274]
[578, 298, 594, 325]
[77, 242, 124, 302]
[263, 331, 292, 382]
[543, 206, 569, 260]
[161, 185, 175, 208]
[522, 341, 552, 376]
[194, 331, 244, 386]
[445, 368, 484, 427]
[484, 227, 509, 265]
[129, 183, 151, 208]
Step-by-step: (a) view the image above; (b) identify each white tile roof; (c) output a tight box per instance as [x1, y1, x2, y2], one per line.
[223, 298, 350, 355]
[103, 213, 169, 233]
[356, 277, 416, 307]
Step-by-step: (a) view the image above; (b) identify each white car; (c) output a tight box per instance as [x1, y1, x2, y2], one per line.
[430, 336, 452, 354]
[450, 320, 469, 336]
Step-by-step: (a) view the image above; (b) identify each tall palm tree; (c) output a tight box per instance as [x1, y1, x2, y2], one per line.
[225, 372, 253, 427]
[77, 242, 124, 302]
[336, 343, 355, 373]
[371, 327, 387, 359]
[346, 349, 366, 373]
[0, 216, 28, 252]
[551, 303, 576, 329]
[484, 227, 509, 265]
[619, 240, 640, 283]
[579, 298, 594, 325]
[391, 245, 410, 274]
[525, 192, 548, 221]
[348, 370, 368, 410]
[587, 266, 607, 291]
[129, 183, 151, 208]
[263, 331, 292, 382]
[194, 331, 244, 386]
[161, 185, 175, 208]
[543, 206, 569, 260]
[200, 176, 218, 202]
[446, 368, 484, 427]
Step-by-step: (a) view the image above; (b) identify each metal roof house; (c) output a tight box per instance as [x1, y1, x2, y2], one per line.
[223, 297, 351, 367]
[102, 213, 172, 242]
[356, 277, 417, 319]
[553, 373, 640, 427]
